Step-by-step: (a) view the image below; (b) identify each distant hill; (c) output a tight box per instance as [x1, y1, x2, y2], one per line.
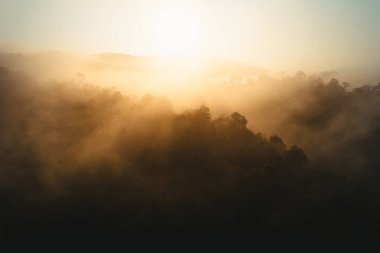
[0, 51, 265, 84]
[1, 51, 380, 89]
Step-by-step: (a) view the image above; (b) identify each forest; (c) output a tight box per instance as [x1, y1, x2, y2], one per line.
[1, 67, 380, 240]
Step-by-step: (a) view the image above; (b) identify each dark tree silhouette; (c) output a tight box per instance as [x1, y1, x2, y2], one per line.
[0, 68, 380, 240]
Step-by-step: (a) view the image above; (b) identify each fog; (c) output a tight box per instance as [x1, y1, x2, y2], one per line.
[0, 53, 380, 239]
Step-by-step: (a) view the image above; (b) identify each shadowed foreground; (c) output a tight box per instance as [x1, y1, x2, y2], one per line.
[0, 68, 379, 240]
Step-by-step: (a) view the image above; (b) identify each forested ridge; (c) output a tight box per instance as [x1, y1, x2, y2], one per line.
[0, 68, 379, 239]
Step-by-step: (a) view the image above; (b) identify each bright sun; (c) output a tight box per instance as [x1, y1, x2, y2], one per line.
[155, 8, 199, 55]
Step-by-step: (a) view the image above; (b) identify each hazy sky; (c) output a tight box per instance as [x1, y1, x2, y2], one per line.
[1, 0, 380, 71]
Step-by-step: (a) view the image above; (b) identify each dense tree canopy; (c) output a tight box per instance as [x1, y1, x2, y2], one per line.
[0, 69, 379, 240]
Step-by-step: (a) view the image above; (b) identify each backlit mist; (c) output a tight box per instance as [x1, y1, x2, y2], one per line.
[1, 0, 380, 241]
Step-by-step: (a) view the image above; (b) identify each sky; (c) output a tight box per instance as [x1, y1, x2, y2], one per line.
[1, 0, 380, 71]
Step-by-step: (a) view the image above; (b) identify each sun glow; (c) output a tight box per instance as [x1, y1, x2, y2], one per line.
[154, 8, 200, 55]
